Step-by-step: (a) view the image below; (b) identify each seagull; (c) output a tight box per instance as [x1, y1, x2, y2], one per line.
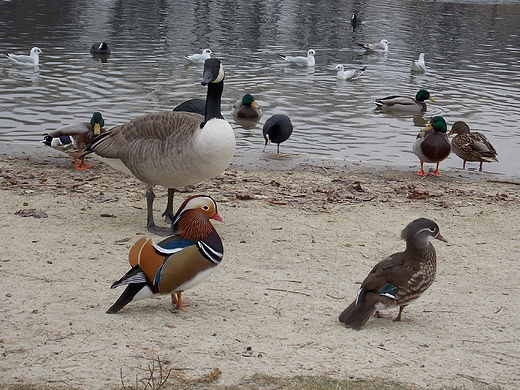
[358, 39, 389, 53]
[334, 64, 366, 80]
[184, 48, 212, 63]
[5, 47, 43, 66]
[279, 49, 316, 67]
[410, 53, 426, 73]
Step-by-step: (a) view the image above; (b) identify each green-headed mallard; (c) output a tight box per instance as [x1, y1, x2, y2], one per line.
[448, 121, 498, 171]
[42, 112, 106, 170]
[231, 94, 262, 119]
[412, 116, 452, 176]
[375, 89, 434, 113]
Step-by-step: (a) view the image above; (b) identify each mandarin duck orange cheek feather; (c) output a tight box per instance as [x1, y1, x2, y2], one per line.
[339, 218, 447, 330]
[106, 195, 224, 314]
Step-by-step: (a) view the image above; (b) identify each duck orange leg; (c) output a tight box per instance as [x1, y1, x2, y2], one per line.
[73, 156, 93, 170]
[171, 292, 189, 311]
[414, 161, 429, 176]
[393, 305, 406, 322]
[431, 162, 444, 177]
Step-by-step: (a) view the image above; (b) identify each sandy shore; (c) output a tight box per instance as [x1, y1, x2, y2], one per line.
[0, 145, 519, 389]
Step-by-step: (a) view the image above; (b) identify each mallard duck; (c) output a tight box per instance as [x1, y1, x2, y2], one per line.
[42, 112, 106, 170]
[173, 99, 206, 116]
[448, 121, 498, 171]
[90, 42, 110, 55]
[84, 58, 236, 236]
[339, 218, 447, 329]
[279, 49, 316, 67]
[410, 53, 426, 73]
[263, 114, 293, 153]
[413, 116, 452, 176]
[6, 47, 42, 66]
[184, 48, 212, 63]
[231, 94, 262, 119]
[106, 195, 224, 314]
[334, 64, 366, 80]
[375, 89, 434, 113]
[358, 39, 389, 53]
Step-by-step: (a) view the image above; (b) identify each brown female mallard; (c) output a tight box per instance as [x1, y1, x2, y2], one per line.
[448, 121, 498, 171]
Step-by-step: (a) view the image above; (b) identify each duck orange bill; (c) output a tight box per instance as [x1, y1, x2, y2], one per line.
[211, 212, 224, 222]
[435, 233, 448, 243]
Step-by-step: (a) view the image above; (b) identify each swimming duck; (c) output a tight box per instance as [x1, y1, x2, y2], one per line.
[263, 114, 293, 154]
[173, 99, 206, 116]
[5, 47, 42, 66]
[106, 195, 224, 314]
[448, 121, 498, 171]
[339, 218, 447, 329]
[413, 116, 452, 176]
[84, 58, 236, 236]
[375, 89, 434, 113]
[358, 39, 389, 53]
[410, 53, 426, 73]
[279, 49, 316, 67]
[231, 94, 262, 119]
[90, 42, 111, 55]
[184, 48, 212, 63]
[334, 64, 366, 80]
[42, 112, 106, 170]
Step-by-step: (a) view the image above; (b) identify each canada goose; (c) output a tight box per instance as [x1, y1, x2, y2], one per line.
[263, 114, 293, 154]
[358, 39, 389, 53]
[85, 58, 236, 235]
[279, 49, 316, 67]
[410, 53, 426, 73]
[6, 47, 42, 65]
[42, 112, 106, 170]
[374, 89, 434, 113]
[333, 64, 366, 80]
[173, 99, 206, 116]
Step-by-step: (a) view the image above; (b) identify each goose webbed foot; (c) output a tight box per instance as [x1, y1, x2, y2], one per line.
[147, 223, 173, 236]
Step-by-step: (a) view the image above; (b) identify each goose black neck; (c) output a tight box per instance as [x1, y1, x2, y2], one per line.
[204, 80, 224, 125]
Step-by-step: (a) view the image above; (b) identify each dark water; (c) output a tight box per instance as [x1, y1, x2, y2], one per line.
[1, 0, 519, 176]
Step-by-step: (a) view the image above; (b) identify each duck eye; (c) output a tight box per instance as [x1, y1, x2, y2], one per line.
[202, 205, 209, 210]
[428, 227, 435, 232]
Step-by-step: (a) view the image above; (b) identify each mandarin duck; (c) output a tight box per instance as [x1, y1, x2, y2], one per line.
[375, 89, 434, 113]
[263, 114, 293, 154]
[231, 94, 262, 119]
[413, 116, 452, 176]
[333, 64, 366, 80]
[358, 39, 389, 53]
[410, 53, 426, 73]
[339, 218, 447, 329]
[184, 48, 212, 63]
[448, 121, 498, 171]
[279, 49, 316, 67]
[90, 42, 110, 55]
[83, 58, 236, 236]
[6, 46, 43, 66]
[42, 112, 106, 170]
[106, 195, 224, 314]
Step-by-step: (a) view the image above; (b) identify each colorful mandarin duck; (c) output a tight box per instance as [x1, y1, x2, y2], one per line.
[413, 116, 452, 176]
[448, 121, 498, 171]
[42, 112, 106, 170]
[231, 94, 262, 119]
[375, 89, 434, 113]
[339, 218, 447, 329]
[262, 114, 294, 154]
[106, 195, 224, 314]
[83, 58, 235, 236]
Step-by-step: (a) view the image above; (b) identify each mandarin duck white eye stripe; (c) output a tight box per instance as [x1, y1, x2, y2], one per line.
[107, 195, 224, 314]
[339, 218, 447, 329]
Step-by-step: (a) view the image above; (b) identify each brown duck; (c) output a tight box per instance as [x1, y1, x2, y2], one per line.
[339, 218, 447, 329]
[412, 116, 451, 176]
[448, 121, 498, 171]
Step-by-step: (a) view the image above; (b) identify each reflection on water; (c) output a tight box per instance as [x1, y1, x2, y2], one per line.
[0, 0, 519, 176]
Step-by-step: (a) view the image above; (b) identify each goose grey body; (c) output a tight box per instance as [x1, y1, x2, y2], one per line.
[86, 59, 235, 235]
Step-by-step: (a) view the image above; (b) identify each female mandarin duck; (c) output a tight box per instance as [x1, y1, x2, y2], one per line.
[413, 116, 452, 176]
[339, 218, 447, 329]
[83, 58, 235, 236]
[448, 121, 498, 171]
[375, 89, 434, 113]
[106, 195, 224, 314]
[262, 114, 293, 154]
[42, 112, 106, 170]
[231, 94, 262, 119]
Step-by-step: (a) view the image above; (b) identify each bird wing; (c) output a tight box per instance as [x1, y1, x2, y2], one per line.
[375, 96, 417, 107]
[7, 54, 35, 64]
[46, 122, 91, 137]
